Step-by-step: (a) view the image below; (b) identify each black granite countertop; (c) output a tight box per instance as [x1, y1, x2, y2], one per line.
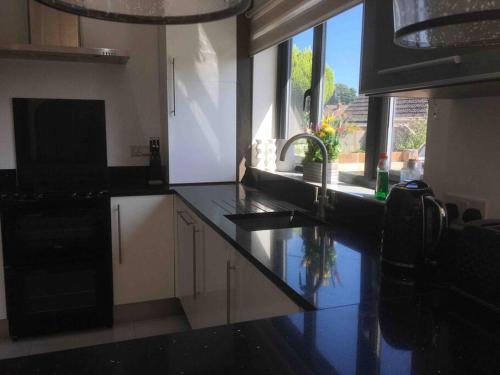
[173, 183, 384, 311]
[0, 183, 498, 374]
[109, 184, 173, 197]
[0, 288, 498, 375]
[0, 167, 174, 198]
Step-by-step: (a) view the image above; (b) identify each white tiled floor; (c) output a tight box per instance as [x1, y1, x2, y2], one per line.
[0, 314, 190, 360]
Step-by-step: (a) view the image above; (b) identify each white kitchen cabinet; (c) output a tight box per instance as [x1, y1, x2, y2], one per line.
[174, 196, 301, 329]
[181, 224, 229, 330]
[164, 18, 237, 184]
[228, 246, 302, 325]
[174, 202, 200, 327]
[174, 196, 213, 328]
[173, 196, 201, 301]
[175, 213, 196, 301]
[165, 19, 236, 84]
[110, 195, 175, 305]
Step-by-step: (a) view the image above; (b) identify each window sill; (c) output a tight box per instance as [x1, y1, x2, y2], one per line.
[248, 167, 383, 204]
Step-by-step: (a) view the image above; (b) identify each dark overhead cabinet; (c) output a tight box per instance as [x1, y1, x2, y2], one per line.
[360, 0, 500, 98]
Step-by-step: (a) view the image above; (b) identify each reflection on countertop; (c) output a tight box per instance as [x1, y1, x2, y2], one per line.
[174, 183, 382, 311]
[0, 286, 497, 375]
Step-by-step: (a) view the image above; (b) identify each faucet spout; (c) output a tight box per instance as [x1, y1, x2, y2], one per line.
[280, 133, 329, 220]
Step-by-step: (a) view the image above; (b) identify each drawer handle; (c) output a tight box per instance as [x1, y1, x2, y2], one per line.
[177, 210, 194, 226]
[378, 55, 462, 75]
[116, 204, 123, 264]
[193, 226, 201, 298]
[171, 58, 176, 117]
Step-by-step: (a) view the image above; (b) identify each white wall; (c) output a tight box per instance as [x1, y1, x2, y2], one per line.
[252, 46, 277, 142]
[0, 8, 163, 168]
[425, 98, 500, 218]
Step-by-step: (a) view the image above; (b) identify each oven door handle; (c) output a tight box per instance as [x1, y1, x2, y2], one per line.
[116, 204, 123, 264]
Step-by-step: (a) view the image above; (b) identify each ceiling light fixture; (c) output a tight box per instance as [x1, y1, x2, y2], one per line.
[393, 0, 500, 48]
[35, 0, 252, 25]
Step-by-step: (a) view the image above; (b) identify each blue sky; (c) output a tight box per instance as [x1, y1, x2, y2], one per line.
[292, 4, 363, 91]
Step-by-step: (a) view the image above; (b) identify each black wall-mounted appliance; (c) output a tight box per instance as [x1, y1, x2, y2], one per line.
[382, 181, 447, 279]
[12, 98, 108, 191]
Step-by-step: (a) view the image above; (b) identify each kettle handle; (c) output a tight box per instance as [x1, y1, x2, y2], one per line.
[423, 196, 447, 259]
[403, 180, 428, 189]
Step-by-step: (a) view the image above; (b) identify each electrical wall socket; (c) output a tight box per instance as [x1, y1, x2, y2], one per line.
[444, 193, 489, 220]
[130, 145, 150, 157]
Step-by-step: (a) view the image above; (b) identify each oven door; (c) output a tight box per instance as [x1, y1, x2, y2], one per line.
[1, 197, 110, 267]
[4, 258, 112, 339]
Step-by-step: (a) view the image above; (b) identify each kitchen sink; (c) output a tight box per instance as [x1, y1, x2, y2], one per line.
[225, 211, 323, 231]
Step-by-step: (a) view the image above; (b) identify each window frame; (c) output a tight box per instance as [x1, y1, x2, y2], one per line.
[276, 40, 291, 139]
[275, 10, 386, 187]
[384, 97, 430, 183]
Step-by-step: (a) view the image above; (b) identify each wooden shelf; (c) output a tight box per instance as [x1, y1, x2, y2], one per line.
[0, 43, 130, 64]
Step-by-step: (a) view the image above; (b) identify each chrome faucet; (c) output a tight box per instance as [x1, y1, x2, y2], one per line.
[280, 133, 331, 220]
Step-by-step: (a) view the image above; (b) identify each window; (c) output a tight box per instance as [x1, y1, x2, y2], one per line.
[253, 0, 429, 188]
[386, 98, 429, 180]
[288, 28, 314, 161]
[289, 29, 314, 137]
[281, 4, 368, 174]
[322, 4, 366, 176]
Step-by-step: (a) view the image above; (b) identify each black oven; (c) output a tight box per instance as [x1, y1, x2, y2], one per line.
[2, 97, 112, 339]
[0, 193, 113, 339]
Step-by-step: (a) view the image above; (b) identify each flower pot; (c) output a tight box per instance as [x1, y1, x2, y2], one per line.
[303, 161, 339, 184]
[401, 149, 419, 162]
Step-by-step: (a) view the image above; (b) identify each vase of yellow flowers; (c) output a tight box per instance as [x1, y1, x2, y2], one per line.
[303, 115, 344, 184]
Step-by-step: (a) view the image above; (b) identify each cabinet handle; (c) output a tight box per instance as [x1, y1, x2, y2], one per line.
[116, 204, 123, 264]
[378, 55, 462, 75]
[193, 226, 200, 298]
[170, 58, 176, 117]
[177, 210, 194, 226]
[226, 261, 236, 324]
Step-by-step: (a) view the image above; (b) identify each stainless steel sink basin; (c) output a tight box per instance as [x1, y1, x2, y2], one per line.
[225, 211, 322, 231]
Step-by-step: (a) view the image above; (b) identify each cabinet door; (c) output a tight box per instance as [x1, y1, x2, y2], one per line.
[165, 18, 236, 184]
[173, 196, 204, 326]
[168, 79, 236, 184]
[110, 195, 175, 305]
[173, 196, 201, 299]
[165, 18, 236, 84]
[175, 210, 196, 300]
[186, 224, 228, 329]
[174, 196, 228, 329]
[361, 0, 500, 95]
[229, 247, 301, 324]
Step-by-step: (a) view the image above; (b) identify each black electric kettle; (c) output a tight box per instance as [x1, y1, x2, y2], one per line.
[382, 181, 447, 276]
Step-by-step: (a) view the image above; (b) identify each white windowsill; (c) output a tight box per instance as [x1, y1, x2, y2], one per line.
[250, 167, 380, 203]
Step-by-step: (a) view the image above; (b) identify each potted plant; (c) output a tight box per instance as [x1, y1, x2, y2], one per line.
[303, 115, 344, 184]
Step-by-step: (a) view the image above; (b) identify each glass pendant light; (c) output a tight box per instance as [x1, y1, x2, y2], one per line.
[35, 0, 251, 25]
[393, 0, 500, 48]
